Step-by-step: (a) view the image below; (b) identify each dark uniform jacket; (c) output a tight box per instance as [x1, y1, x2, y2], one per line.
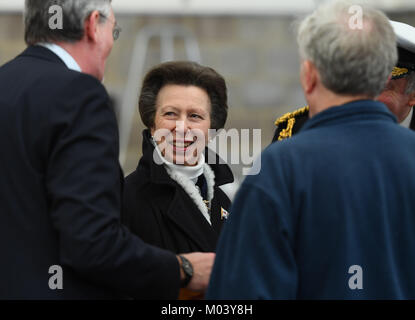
[0, 46, 180, 299]
[272, 106, 310, 142]
[122, 130, 234, 254]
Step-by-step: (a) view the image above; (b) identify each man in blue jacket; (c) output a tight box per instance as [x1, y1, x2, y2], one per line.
[207, 1, 415, 299]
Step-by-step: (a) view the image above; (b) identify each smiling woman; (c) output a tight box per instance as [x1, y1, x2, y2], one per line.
[151, 84, 212, 166]
[121, 61, 234, 299]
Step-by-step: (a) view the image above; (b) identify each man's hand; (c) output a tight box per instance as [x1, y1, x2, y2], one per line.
[177, 252, 215, 292]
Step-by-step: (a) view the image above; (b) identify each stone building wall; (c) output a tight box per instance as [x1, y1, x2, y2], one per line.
[1, 12, 415, 181]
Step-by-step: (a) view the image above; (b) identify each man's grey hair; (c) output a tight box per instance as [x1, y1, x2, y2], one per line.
[297, 1, 398, 98]
[24, 0, 112, 46]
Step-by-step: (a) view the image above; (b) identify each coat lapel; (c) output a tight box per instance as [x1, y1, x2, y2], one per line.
[19, 45, 67, 68]
[166, 188, 219, 252]
[210, 197, 225, 233]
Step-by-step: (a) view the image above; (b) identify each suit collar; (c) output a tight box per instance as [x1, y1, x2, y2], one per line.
[19, 45, 68, 68]
[37, 43, 81, 72]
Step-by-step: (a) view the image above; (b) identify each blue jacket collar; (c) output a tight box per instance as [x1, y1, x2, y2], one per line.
[301, 100, 397, 132]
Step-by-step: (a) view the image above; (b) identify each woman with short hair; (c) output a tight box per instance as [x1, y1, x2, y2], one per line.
[122, 61, 233, 297]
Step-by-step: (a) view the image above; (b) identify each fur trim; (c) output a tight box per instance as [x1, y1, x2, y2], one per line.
[203, 164, 216, 205]
[165, 164, 216, 225]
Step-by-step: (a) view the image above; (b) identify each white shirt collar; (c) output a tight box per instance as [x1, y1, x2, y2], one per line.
[37, 43, 82, 72]
[400, 107, 413, 129]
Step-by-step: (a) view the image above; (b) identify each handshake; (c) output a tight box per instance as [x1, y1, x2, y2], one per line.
[177, 253, 216, 295]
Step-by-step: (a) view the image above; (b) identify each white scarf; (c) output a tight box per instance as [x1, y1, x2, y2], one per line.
[151, 138, 216, 225]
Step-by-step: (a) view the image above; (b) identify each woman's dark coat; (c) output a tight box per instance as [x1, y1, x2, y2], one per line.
[122, 130, 234, 254]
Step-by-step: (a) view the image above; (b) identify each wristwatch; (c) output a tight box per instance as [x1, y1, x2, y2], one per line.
[179, 255, 194, 288]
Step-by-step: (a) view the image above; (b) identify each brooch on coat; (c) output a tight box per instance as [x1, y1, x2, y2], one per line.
[221, 207, 229, 220]
[203, 200, 210, 211]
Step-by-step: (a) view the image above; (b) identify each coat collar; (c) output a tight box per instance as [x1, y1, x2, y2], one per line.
[137, 129, 227, 252]
[18, 45, 68, 68]
[130, 160, 219, 252]
[138, 129, 234, 187]
[300, 100, 397, 133]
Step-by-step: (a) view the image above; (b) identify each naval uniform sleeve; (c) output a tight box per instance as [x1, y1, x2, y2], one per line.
[45, 74, 180, 299]
[206, 180, 298, 299]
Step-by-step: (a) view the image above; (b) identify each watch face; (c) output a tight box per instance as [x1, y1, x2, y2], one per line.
[182, 259, 193, 277]
[180, 256, 193, 288]
[180, 256, 193, 276]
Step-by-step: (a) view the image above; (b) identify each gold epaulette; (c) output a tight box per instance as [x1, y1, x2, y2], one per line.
[274, 106, 309, 141]
[391, 67, 409, 79]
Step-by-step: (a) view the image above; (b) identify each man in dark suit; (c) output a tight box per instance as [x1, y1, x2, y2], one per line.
[271, 20, 415, 143]
[0, 0, 213, 299]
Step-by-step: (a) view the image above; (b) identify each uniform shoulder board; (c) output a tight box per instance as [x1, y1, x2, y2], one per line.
[273, 106, 309, 141]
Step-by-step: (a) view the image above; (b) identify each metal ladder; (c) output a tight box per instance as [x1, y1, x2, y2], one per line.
[118, 24, 202, 165]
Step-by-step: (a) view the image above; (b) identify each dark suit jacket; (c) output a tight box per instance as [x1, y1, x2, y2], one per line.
[122, 130, 234, 254]
[0, 46, 179, 299]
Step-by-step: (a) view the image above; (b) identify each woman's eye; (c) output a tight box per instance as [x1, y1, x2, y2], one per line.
[190, 114, 202, 119]
[164, 112, 176, 116]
